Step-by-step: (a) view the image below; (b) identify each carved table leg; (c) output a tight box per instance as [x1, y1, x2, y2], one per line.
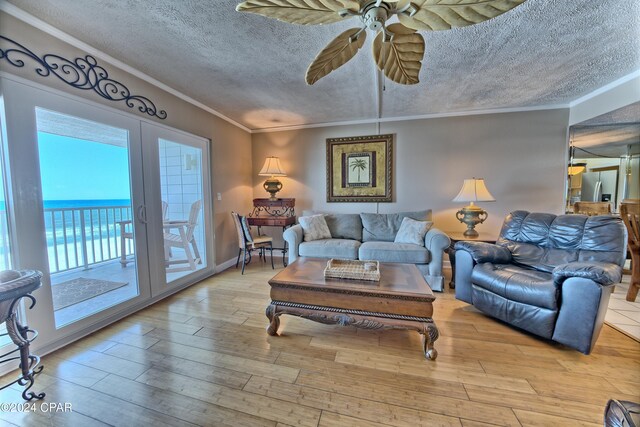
[421, 323, 439, 360]
[265, 303, 280, 336]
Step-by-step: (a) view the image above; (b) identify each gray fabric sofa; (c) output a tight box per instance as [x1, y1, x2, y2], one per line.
[283, 210, 450, 291]
[455, 210, 627, 354]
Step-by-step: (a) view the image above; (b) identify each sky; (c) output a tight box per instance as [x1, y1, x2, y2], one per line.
[38, 132, 131, 201]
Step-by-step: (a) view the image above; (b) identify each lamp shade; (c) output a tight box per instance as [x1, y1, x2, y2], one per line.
[258, 156, 286, 177]
[452, 178, 496, 203]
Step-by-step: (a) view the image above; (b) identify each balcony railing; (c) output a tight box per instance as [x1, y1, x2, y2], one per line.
[44, 205, 133, 274]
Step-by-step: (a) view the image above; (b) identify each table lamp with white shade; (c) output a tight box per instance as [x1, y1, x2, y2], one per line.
[452, 178, 495, 237]
[259, 156, 287, 200]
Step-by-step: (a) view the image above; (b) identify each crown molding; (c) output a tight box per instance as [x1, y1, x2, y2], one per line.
[0, 1, 252, 133]
[569, 69, 640, 108]
[251, 104, 570, 134]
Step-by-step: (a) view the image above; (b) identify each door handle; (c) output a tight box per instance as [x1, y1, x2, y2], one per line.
[137, 205, 147, 224]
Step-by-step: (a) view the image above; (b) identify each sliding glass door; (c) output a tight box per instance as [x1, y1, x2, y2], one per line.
[35, 108, 144, 327]
[141, 122, 213, 295]
[0, 77, 213, 349]
[1, 78, 150, 343]
[0, 106, 13, 350]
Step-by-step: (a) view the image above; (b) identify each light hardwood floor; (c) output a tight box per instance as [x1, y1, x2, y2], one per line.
[1, 263, 639, 426]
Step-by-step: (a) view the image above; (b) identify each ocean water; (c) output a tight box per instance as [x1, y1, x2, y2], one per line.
[0, 200, 135, 273]
[43, 199, 131, 209]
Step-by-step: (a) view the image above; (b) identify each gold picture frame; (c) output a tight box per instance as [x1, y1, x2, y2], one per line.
[326, 134, 393, 202]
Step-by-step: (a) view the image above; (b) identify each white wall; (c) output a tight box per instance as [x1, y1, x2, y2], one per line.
[251, 109, 570, 238]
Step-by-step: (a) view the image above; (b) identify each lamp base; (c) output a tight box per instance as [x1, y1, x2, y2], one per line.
[263, 177, 283, 201]
[463, 228, 479, 238]
[456, 204, 488, 238]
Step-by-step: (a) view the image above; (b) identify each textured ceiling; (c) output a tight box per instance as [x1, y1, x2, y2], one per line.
[5, 0, 640, 130]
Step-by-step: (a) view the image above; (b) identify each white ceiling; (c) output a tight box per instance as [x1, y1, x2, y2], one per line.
[5, 0, 640, 131]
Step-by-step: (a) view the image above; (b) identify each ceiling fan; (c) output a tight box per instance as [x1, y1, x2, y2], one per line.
[236, 0, 527, 85]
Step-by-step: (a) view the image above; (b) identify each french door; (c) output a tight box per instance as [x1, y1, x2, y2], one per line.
[0, 77, 213, 350]
[141, 122, 213, 294]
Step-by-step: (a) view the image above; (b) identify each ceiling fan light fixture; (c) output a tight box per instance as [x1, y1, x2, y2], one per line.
[361, 1, 391, 31]
[236, 0, 528, 85]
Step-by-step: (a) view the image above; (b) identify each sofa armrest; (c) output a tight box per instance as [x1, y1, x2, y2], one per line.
[283, 224, 303, 264]
[454, 241, 512, 264]
[424, 228, 451, 283]
[552, 261, 622, 287]
[425, 227, 450, 252]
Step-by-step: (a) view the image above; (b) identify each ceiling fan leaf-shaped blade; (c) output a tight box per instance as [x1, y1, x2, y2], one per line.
[236, 0, 355, 25]
[306, 28, 366, 85]
[397, 0, 527, 31]
[339, 0, 362, 11]
[373, 23, 424, 85]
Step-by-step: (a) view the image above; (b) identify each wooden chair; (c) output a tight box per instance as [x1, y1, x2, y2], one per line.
[573, 201, 612, 216]
[163, 200, 202, 272]
[620, 200, 640, 302]
[118, 201, 169, 267]
[231, 212, 274, 274]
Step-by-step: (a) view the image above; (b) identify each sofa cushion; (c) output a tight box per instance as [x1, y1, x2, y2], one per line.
[302, 211, 363, 241]
[361, 210, 431, 242]
[299, 239, 360, 259]
[299, 215, 332, 242]
[359, 241, 430, 264]
[471, 285, 558, 339]
[394, 217, 432, 246]
[471, 263, 559, 310]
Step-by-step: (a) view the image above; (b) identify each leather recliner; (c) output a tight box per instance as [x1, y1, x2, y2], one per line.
[455, 210, 627, 354]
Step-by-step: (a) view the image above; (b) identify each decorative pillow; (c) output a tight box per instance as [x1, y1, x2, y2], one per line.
[394, 217, 432, 246]
[302, 210, 363, 241]
[299, 214, 332, 242]
[240, 216, 254, 243]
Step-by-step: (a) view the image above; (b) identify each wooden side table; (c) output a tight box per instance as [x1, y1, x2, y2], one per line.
[248, 199, 295, 266]
[446, 231, 498, 289]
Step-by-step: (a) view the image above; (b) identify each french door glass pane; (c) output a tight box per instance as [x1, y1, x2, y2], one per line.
[35, 108, 140, 328]
[159, 138, 206, 283]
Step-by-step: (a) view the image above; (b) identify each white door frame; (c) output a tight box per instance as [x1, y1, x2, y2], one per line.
[141, 122, 214, 297]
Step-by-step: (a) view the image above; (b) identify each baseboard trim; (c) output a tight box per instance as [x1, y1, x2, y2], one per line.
[215, 257, 237, 273]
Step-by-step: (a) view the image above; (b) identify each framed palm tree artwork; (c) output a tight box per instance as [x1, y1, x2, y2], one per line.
[326, 134, 393, 202]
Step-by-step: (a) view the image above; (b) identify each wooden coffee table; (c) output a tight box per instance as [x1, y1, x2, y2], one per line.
[266, 258, 439, 360]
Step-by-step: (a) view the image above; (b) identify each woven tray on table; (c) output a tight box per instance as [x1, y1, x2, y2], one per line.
[323, 259, 380, 282]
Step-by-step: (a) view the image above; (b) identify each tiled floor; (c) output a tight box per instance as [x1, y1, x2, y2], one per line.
[605, 272, 640, 341]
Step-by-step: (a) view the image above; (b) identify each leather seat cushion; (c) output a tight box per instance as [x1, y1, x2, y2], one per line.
[471, 263, 559, 310]
[359, 242, 430, 264]
[472, 285, 558, 339]
[299, 239, 360, 260]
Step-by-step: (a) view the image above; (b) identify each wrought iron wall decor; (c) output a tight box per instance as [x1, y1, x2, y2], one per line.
[0, 36, 167, 120]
